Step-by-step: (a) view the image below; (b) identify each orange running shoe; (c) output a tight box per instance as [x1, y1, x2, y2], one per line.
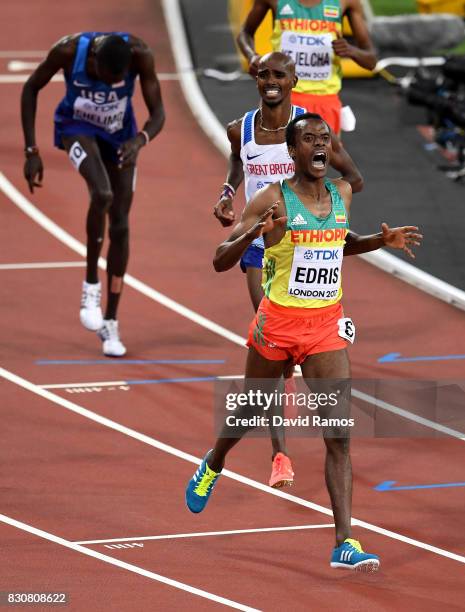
[269, 452, 294, 488]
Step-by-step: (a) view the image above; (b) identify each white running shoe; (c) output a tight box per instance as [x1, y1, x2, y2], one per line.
[97, 319, 127, 357]
[80, 281, 103, 331]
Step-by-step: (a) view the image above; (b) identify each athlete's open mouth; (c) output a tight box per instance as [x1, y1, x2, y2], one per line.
[312, 151, 327, 169]
[264, 86, 281, 98]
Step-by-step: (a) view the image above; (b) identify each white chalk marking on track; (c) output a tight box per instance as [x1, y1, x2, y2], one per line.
[0, 172, 245, 347]
[0, 512, 258, 611]
[75, 523, 336, 545]
[2, 365, 465, 565]
[40, 380, 127, 389]
[0, 261, 85, 270]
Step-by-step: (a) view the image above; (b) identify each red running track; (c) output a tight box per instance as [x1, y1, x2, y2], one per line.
[1, 1, 465, 610]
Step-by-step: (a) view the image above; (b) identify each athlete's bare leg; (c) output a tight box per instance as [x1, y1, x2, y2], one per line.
[245, 266, 289, 459]
[208, 346, 287, 472]
[301, 348, 352, 546]
[62, 135, 112, 284]
[102, 158, 135, 320]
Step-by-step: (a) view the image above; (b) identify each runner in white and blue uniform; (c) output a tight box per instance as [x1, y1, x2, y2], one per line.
[212, 52, 363, 489]
[214, 52, 363, 312]
[22, 32, 165, 356]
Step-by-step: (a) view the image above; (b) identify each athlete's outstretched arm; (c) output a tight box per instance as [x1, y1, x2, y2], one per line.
[213, 186, 286, 272]
[21, 37, 72, 192]
[118, 41, 165, 166]
[237, 0, 273, 76]
[335, 0, 377, 70]
[330, 134, 363, 193]
[344, 224, 423, 258]
[214, 120, 244, 227]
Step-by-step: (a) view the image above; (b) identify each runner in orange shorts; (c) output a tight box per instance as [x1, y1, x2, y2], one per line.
[186, 113, 422, 570]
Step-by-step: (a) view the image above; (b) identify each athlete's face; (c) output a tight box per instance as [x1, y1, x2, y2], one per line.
[256, 60, 296, 107]
[290, 119, 331, 178]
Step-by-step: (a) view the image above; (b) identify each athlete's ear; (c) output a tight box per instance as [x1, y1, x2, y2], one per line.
[293, 75, 298, 87]
[288, 145, 296, 160]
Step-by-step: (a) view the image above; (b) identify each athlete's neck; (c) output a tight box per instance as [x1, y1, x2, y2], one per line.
[288, 173, 327, 201]
[259, 99, 292, 131]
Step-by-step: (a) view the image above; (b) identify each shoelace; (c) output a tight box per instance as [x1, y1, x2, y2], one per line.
[194, 467, 218, 496]
[82, 286, 101, 308]
[344, 538, 363, 553]
[100, 321, 120, 343]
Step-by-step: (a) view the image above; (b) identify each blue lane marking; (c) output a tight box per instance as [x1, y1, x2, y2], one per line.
[36, 359, 226, 366]
[375, 480, 465, 492]
[378, 352, 465, 364]
[125, 376, 217, 385]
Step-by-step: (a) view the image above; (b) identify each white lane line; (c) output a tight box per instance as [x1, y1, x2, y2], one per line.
[2, 365, 465, 565]
[0, 74, 63, 84]
[352, 388, 465, 441]
[0, 261, 85, 270]
[75, 523, 336, 545]
[40, 380, 127, 389]
[0, 512, 258, 612]
[0, 172, 245, 347]
[0, 50, 47, 57]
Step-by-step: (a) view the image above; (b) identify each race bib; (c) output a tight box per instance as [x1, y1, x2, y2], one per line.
[337, 317, 355, 343]
[281, 31, 333, 81]
[73, 95, 128, 134]
[288, 246, 342, 300]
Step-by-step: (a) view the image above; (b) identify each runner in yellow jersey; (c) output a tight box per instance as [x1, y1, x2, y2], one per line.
[186, 113, 422, 570]
[237, 0, 377, 134]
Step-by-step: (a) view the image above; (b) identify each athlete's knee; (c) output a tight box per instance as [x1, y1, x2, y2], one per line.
[90, 188, 113, 213]
[109, 217, 129, 244]
[323, 435, 350, 455]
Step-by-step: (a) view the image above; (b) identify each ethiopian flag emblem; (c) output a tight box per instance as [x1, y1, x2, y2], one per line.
[324, 5, 340, 18]
[334, 212, 346, 224]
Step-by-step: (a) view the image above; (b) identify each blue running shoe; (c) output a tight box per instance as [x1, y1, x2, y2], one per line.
[186, 451, 221, 513]
[330, 538, 380, 571]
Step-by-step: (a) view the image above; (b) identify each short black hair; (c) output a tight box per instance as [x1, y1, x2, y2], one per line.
[286, 112, 329, 148]
[95, 35, 131, 76]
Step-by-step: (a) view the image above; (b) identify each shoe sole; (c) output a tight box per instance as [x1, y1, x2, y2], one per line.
[103, 351, 127, 358]
[270, 479, 294, 489]
[330, 560, 380, 572]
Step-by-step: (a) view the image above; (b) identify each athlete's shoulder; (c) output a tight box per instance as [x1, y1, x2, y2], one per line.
[50, 34, 80, 58]
[331, 178, 352, 206]
[128, 35, 153, 59]
[251, 181, 282, 206]
[226, 117, 242, 141]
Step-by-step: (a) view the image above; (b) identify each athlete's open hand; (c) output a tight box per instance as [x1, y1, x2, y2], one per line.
[246, 203, 287, 239]
[248, 53, 262, 78]
[118, 134, 145, 168]
[214, 196, 235, 226]
[381, 223, 423, 259]
[24, 153, 44, 194]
